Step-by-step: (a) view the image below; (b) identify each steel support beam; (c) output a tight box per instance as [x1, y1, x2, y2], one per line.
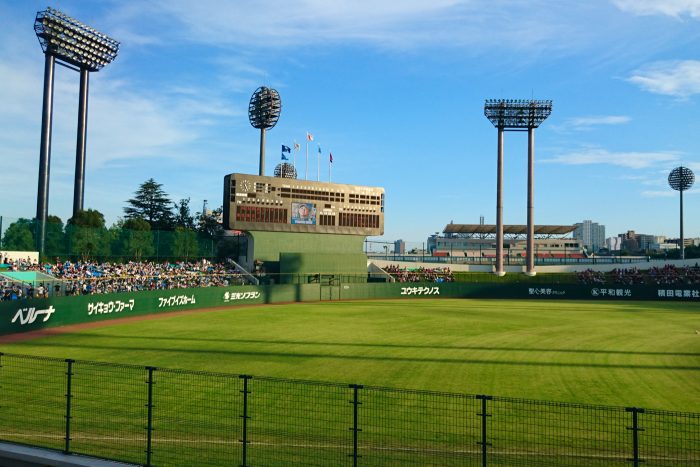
[495, 127, 505, 276]
[526, 128, 536, 276]
[36, 54, 56, 255]
[73, 68, 89, 216]
[680, 189, 685, 260]
[259, 128, 266, 176]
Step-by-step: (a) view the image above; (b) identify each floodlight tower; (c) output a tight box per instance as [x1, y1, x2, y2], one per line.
[484, 99, 552, 276]
[668, 166, 695, 260]
[33, 7, 119, 253]
[248, 87, 282, 176]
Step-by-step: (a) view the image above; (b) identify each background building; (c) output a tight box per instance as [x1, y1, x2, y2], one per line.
[619, 230, 655, 253]
[429, 224, 585, 259]
[605, 236, 622, 252]
[573, 220, 605, 253]
[394, 239, 405, 255]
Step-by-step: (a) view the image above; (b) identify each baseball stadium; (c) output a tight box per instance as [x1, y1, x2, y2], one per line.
[0, 7, 699, 467]
[2, 150, 699, 466]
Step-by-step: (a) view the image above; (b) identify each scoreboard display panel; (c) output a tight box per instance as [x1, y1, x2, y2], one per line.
[223, 173, 385, 236]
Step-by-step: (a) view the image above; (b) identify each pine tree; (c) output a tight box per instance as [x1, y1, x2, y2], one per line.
[124, 178, 174, 231]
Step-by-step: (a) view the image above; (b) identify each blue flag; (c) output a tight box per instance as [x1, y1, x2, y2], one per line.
[281, 153, 289, 161]
[282, 145, 291, 153]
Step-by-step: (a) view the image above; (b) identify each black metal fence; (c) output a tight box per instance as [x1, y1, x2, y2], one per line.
[0, 353, 697, 466]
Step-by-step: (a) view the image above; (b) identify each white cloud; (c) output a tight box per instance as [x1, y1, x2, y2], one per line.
[543, 149, 681, 169]
[627, 60, 700, 97]
[642, 188, 699, 197]
[567, 115, 631, 130]
[103, 0, 610, 55]
[613, 0, 700, 19]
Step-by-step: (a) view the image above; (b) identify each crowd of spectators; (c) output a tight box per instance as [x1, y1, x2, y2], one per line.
[576, 265, 700, 286]
[5, 257, 700, 301]
[1, 259, 247, 300]
[609, 267, 645, 285]
[647, 264, 700, 286]
[384, 265, 455, 283]
[0, 256, 42, 272]
[575, 269, 606, 285]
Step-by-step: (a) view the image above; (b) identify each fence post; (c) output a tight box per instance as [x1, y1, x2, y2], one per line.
[476, 395, 492, 467]
[145, 367, 156, 467]
[349, 384, 363, 466]
[64, 359, 75, 454]
[626, 407, 645, 466]
[239, 375, 251, 467]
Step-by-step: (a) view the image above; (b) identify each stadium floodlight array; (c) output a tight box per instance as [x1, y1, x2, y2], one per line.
[668, 166, 695, 260]
[34, 7, 119, 72]
[248, 87, 282, 177]
[668, 166, 695, 192]
[483, 98, 553, 277]
[274, 162, 298, 179]
[484, 99, 553, 129]
[33, 7, 119, 255]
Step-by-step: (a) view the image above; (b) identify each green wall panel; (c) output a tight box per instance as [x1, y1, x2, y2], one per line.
[249, 231, 364, 261]
[1, 282, 696, 336]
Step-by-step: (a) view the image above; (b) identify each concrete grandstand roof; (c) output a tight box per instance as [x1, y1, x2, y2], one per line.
[443, 224, 576, 235]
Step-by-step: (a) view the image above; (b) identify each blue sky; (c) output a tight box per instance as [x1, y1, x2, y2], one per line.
[1, 0, 699, 245]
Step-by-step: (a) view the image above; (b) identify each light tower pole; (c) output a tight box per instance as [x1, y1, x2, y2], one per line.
[33, 7, 119, 253]
[484, 99, 552, 276]
[248, 87, 282, 176]
[668, 166, 695, 260]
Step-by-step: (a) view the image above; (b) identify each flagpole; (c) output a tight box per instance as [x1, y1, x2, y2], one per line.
[305, 139, 309, 180]
[293, 140, 297, 170]
[317, 145, 320, 181]
[329, 155, 332, 182]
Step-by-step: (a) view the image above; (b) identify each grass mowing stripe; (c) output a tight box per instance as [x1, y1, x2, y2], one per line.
[1, 299, 698, 411]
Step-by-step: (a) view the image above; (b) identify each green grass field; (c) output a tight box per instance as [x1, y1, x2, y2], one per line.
[3, 298, 698, 412]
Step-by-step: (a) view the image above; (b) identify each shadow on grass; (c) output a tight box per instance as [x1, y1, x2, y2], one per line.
[47, 332, 700, 358]
[13, 340, 700, 371]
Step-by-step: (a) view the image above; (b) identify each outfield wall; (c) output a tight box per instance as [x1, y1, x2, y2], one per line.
[1, 281, 698, 336]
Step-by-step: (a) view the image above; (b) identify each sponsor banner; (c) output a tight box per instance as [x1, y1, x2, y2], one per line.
[2, 282, 698, 336]
[12, 306, 56, 326]
[400, 286, 440, 296]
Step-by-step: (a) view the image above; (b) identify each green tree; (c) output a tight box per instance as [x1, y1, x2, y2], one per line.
[172, 227, 199, 259]
[174, 198, 196, 230]
[197, 206, 224, 238]
[1, 218, 35, 251]
[66, 209, 111, 260]
[124, 178, 174, 231]
[45, 215, 66, 257]
[119, 218, 154, 260]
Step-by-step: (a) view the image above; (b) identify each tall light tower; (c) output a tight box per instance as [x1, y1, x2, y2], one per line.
[248, 87, 282, 177]
[33, 7, 119, 253]
[668, 166, 695, 260]
[484, 99, 552, 276]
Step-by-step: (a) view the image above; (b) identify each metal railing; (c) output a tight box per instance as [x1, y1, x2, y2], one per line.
[366, 253, 652, 266]
[0, 353, 697, 466]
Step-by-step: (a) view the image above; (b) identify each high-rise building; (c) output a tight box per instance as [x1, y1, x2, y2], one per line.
[573, 220, 605, 253]
[394, 239, 405, 255]
[606, 236, 622, 252]
[618, 230, 656, 253]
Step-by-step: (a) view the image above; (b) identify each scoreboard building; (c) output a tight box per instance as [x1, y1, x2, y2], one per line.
[223, 172, 385, 282]
[224, 173, 384, 235]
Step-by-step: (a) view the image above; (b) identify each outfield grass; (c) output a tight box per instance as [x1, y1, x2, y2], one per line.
[2, 299, 699, 411]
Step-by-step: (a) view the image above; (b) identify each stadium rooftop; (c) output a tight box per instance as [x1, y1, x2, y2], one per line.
[443, 224, 575, 238]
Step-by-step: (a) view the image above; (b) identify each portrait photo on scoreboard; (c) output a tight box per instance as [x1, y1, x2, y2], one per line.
[291, 202, 317, 225]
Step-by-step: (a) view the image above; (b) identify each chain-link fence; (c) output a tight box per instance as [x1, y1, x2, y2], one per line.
[0, 352, 697, 466]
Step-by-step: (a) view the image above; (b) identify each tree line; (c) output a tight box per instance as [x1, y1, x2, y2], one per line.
[1, 179, 241, 261]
